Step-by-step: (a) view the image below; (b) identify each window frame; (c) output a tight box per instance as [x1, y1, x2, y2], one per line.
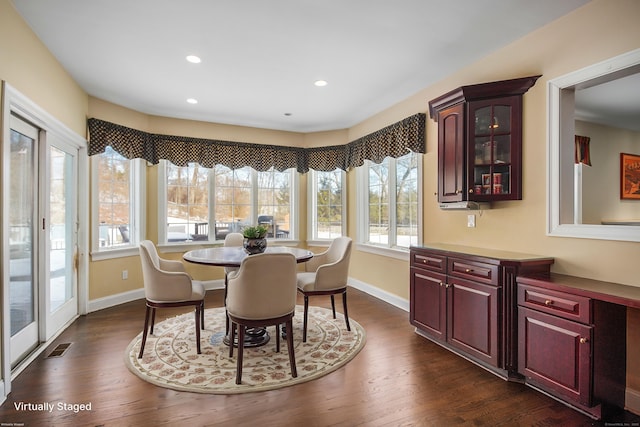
[307, 168, 347, 246]
[157, 160, 299, 250]
[356, 152, 422, 260]
[90, 149, 146, 260]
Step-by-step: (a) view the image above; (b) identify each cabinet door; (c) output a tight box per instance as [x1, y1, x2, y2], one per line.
[518, 307, 592, 406]
[468, 96, 522, 201]
[410, 268, 446, 341]
[447, 277, 500, 367]
[437, 103, 465, 202]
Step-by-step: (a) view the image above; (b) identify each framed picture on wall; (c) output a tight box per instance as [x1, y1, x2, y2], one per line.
[620, 152, 640, 200]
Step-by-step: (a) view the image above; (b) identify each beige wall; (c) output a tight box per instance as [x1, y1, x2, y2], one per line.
[348, 0, 640, 290]
[3, 0, 640, 403]
[0, 1, 87, 135]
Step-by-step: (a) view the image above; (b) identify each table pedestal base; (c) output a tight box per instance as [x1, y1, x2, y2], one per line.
[224, 327, 270, 348]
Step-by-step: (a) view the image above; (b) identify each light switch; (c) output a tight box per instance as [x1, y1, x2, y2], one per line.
[467, 214, 476, 228]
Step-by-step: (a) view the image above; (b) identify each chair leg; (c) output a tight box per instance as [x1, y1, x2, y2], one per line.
[224, 275, 229, 335]
[330, 295, 337, 319]
[149, 307, 157, 335]
[229, 323, 235, 357]
[194, 305, 201, 354]
[303, 295, 309, 343]
[200, 301, 205, 330]
[275, 324, 280, 353]
[342, 291, 351, 332]
[138, 305, 152, 359]
[236, 325, 245, 385]
[286, 319, 297, 378]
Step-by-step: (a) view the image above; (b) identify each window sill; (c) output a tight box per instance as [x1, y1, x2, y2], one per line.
[157, 239, 302, 254]
[90, 246, 140, 261]
[355, 243, 410, 261]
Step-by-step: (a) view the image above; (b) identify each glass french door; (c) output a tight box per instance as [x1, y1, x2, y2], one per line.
[45, 138, 78, 338]
[8, 114, 78, 368]
[8, 115, 39, 366]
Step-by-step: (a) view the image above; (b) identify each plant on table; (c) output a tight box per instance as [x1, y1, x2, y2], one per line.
[242, 224, 269, 239]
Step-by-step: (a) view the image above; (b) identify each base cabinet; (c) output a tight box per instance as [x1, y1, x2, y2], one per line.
[518, 307, 593, 406]
[410, 244, 553, 376]
[516, 276, 630, 420]
[448, 277, 499, 366]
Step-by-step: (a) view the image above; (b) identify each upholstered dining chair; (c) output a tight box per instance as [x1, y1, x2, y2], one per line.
[226, 252, 298, 385]
[223, 232, 244, 334]
[296, 237, 352, 342]
[138, 240, 205, 358]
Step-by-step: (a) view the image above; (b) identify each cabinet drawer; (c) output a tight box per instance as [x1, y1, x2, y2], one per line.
[411, 251, 446, 273]
[448, 258, 498, 286]
[518, 284, 592, 324]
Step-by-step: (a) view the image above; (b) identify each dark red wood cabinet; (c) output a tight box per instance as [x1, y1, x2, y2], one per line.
[429, 76, 540, 203]
[516, 276, 629, 419]
[410, 245, 553, 377]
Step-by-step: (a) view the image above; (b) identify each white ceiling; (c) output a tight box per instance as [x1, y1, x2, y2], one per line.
[12, 0, 590, 133]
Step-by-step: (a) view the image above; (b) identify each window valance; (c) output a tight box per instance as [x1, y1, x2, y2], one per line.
[87, 113, 425, 173]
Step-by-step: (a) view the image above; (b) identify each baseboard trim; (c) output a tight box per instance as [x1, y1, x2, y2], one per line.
[87, 277, 408, 315]
[348, 278, 409, 312]
[626, 387, 640, 415]
[87, 279, 224, 313]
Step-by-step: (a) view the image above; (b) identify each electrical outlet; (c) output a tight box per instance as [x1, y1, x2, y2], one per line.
[467, 214, 476, 228]
[122, 270, 128, 280]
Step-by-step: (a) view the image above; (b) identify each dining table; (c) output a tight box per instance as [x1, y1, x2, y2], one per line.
[183, 245, 314, 347]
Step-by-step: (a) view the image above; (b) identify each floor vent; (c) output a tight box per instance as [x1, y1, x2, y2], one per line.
[47, 342, 72, 358]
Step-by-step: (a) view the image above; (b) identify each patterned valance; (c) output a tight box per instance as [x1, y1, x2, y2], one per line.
[87, 113, 425, 173]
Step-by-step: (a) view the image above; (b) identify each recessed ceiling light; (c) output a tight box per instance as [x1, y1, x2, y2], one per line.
[187, 98, 198, 104]
[314, 80, 328, 87]
[284, 113, 292, 116]
[186, 55, 201, 64]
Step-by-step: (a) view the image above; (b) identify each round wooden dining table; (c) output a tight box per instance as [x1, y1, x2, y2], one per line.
[183, 245, 313, 267]
[183, 246, 313, 347]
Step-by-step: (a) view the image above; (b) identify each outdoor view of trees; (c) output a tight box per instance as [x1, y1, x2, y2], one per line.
[166, 163, 292, 240]
[315, 170, 343, 239]
[96, 146, 416, 246]
[368, 152, 418, 247]
[97, 146, 130, 247]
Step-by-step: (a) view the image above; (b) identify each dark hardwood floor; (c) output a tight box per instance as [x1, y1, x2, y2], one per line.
[0, 288, 638, 426]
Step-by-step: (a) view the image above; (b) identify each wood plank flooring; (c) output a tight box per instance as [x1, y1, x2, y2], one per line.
[0, 288, 638, 426]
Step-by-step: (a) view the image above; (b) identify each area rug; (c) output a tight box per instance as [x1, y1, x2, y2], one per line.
[124, 305, 366, 394]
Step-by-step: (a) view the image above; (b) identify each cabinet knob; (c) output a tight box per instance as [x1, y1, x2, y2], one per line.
[455, 189, 461, 194]
[544, 299, 554, 306]
[465, 268, 473, 273]
[469, 188, 474, 194]
[579, 337, 588, 344]
[439, 282, 444, 287]
[445, 283, 451, 288]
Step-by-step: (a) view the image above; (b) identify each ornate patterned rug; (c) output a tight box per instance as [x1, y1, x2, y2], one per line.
[124, 305, 366, 394]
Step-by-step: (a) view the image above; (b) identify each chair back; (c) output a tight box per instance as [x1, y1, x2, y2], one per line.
[315, 237, 352, 291]
[139, 240, 192, 302]
[224, 232, 244, 274]
[224, 232, 244, 247]
[226, 253, 297, 320]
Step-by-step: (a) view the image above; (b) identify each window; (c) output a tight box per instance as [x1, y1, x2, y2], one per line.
[158, 161, 297, 244]
[309, 169, 345, 242]
[357, 152, 421, 251]
[91, 146, 145, 258]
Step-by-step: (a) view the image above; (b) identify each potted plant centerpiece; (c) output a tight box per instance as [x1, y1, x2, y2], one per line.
[242, 224, 268, 254]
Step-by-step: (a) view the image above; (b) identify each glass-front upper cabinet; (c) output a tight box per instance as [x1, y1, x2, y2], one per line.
[429, 76, 540, 204]
[470, 97, 518, 199]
